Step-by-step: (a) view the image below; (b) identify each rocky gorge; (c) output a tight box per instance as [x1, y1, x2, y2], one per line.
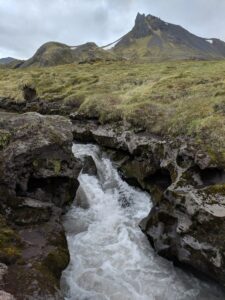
[0, 97, 225, 298]
[0, 7, 225, 299]
[71, 118, 225, 290]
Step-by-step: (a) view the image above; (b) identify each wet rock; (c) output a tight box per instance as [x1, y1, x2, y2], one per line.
[141, 179, 225, 287]
[12, 197, 53, 225]
[82, 155, 97, 176]
[0, 112, 81, 299]
[71, 120, 164, 154]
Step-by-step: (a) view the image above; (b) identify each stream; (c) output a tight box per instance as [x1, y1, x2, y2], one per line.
[61, 143, 224, 300]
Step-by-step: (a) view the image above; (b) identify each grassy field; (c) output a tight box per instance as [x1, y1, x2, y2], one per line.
[0, 60, 225, 163]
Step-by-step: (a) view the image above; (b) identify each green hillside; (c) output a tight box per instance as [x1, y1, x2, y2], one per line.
[17, 42, 117, 68]
[0, 59, 225, 164]
[20, 42, 74, 67]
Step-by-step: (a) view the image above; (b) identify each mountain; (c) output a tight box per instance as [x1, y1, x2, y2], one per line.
[113, 13, 225, 61]
[0, 57, 16, 64]
[6, 13, 225, 68]
[19, 41, 117, 68]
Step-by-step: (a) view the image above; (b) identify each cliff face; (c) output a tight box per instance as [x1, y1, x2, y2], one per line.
[0, 112, 81, 299]
[114, 13, 225, 61]
[71, 119, 225, 288]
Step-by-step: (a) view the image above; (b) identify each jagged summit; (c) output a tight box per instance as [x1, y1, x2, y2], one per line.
[132, 13, 164, 39]
[132, 13, 152, 38]
[114, 12, 225, 61]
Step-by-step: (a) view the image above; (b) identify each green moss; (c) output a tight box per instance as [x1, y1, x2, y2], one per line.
[0, 130, 11, 150]
[204, 184, 225, 196]
[32, 160, 39, 168]
[33, 159, 62, 175]
[43, 247, 69, 279]
[13, 263, 60, 295]
[0, 214, 22, 264]
[53, 160, 61, 174]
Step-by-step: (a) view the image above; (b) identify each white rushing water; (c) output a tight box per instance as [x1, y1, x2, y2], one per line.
[61, 143, 224, 300]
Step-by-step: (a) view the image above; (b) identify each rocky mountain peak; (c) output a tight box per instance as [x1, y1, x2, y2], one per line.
[132, 13, 165, 38]
[132, 13, 151, 38]
[115, 12, 225, 61]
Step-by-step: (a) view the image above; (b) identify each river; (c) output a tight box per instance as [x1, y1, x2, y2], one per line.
[61, 143, 224, 300]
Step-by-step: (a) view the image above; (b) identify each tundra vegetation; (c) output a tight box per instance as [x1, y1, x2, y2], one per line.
[0, 59, 225, 164]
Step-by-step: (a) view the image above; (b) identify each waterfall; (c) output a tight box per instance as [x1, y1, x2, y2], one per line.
[61, 143, 224, 300]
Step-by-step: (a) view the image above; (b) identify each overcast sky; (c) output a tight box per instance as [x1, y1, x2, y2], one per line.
[0, 0, 225, 59]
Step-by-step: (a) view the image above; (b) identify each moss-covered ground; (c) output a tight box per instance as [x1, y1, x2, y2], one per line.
[0, 60, 225, 163]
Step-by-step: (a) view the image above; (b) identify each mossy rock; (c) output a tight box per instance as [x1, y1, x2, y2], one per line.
[0, 130, 11, 150]
[0, 215, 22, 264]
[43, 230, 70, 280]
[43, 247, 69, 280]
[203, 184, 225, 197]
[52, 159, 61, 174]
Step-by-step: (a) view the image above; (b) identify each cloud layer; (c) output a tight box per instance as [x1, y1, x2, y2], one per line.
[0, 0, 225, 59]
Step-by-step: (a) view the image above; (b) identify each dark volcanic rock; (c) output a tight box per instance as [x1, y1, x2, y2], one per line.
[72, 120, 225, 288]
[0, 112, 81, 299]
[82, 155, 98, 176]
[0, 94, 77, 116]
[132, 13, 152, 39]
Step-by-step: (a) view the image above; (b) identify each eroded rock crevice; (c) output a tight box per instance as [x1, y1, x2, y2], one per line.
[198, 167, 225, 186]
[144, 168, 172, 191]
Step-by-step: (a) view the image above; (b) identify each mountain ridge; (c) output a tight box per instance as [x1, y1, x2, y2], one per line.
[4, 12, 225, 68]
[17, 41, 118, 68]
[113, 13, 225, 61]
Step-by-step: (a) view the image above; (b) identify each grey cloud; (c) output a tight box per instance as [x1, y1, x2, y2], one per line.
[0, 0, 224, 59]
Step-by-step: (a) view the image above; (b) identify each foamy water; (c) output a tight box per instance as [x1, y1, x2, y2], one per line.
[61, 143, 224, 300]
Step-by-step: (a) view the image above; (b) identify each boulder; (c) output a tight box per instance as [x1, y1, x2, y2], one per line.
[82, 155, 97, 176]
[0, 112, 81, 299]
[141, 166, 225, 287]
